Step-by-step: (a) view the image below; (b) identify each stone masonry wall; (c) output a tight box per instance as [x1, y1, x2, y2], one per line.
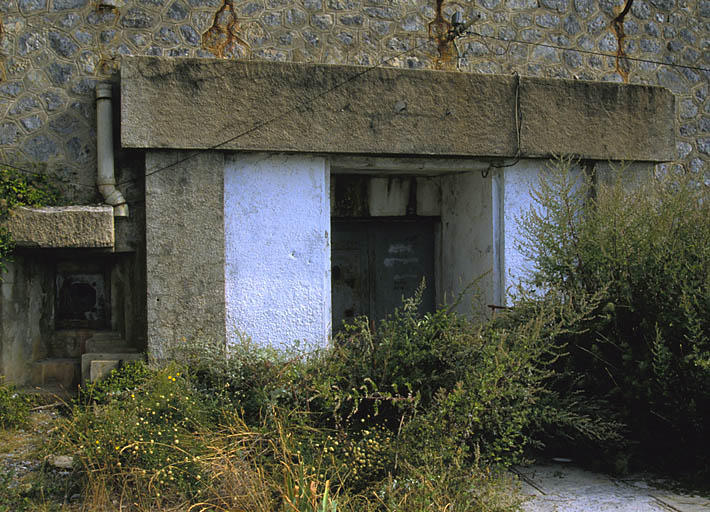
[0, 0, 708, 196]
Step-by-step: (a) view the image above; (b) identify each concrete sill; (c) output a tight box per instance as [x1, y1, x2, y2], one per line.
[5, 206, 114, 250]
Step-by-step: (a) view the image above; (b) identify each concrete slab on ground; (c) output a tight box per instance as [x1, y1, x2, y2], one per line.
[515, 462, 710, 512]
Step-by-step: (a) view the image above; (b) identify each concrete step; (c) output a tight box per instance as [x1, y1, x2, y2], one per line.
[31, 358, 80, 390]
[84, 331, 138, 354]
[81, 352, 145, 385]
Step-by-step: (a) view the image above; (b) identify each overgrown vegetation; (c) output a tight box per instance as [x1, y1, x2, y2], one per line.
[0, 166, 62, 274]
[0, 377, 31, 429]
[3, 157, 707, 509]
[37, 287, 619, 511]
[517, 157, 710, 478]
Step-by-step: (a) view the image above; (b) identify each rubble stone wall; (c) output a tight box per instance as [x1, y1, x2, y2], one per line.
[0, 0, 708, 198]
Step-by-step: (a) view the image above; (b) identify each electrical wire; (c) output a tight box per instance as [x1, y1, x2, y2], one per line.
[463, 28, 710, 74]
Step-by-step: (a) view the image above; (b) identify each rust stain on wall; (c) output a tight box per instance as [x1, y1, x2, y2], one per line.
[428, 0, 456, 70]
[203, 0, 250, 59]
[611, 0, 633, 83]
[93, 2, 121, 74]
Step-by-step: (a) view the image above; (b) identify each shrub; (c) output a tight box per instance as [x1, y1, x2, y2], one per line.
[53, 286, 622, 510]
[322, 288, 619, 467]
[55, 362, 216, 508]
[0, 377, 31, 429]
[518, 158, 710, 476]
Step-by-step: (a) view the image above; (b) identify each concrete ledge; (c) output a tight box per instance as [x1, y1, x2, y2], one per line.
[121, 57, 675, 162]
[6, 206, 114, 249]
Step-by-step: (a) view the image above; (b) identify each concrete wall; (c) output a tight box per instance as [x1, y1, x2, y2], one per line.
[224, 153, 331, 349]
[440, 170, 494, 315]
[0, 257, 53, 385]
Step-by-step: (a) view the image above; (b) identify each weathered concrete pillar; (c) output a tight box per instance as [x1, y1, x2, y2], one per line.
[145, 150, 226, 360]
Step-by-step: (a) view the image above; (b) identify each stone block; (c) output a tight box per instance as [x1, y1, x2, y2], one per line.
[89, 360, 120, 382]
[5, 206, 114, 249]
[122, 57, 676, 163]
[121, 56, 518, 157]
[84, 331, 138, 353]
[81, 352, 144, 384]
[31, 358, 80, 389]
[519, 76, 675, 162]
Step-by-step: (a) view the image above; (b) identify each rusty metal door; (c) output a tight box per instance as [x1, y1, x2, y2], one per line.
[332, 218, 435, 332]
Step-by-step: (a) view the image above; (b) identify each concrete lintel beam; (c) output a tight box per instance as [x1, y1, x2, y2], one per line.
[121, 57, 518, 157]
[330, 156, 493, 174]
[519, 77, 675, 162]
[5, 206, 114, 249]
[121, 57, 675, 163]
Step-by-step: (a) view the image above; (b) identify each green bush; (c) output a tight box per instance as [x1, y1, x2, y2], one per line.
[0, 377, 31, 429]
[518, 158, 710, 475]
[56, 362, 216, 507]
[324, 288, 620, 467]
[53, 287, 623, 510]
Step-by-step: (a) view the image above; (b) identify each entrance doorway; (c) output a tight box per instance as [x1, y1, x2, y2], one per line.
[331, 218, 436, 331]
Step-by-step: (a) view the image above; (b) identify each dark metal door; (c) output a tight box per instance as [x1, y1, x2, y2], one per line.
[332, 219, 436, 332]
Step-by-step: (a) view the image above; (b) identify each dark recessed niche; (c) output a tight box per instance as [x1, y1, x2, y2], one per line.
[55, 261, 110, 330]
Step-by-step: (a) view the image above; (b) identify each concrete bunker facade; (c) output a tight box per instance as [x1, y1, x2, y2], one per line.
[0, 52, 675, 387]
[0, 0, 696, 390]
[121, 56, 674, 357]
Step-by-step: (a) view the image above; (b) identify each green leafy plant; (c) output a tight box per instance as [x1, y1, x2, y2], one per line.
[48, 283, 624, 511]
[0, 167, 62, 275]
[55, 363, 215, 509]
[0, 377, 31, 429]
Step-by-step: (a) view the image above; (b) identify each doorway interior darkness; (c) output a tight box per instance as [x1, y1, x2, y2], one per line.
[331, 217, 436, 331]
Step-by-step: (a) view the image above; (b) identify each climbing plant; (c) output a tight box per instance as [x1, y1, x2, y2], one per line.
[0, 167, 62, 275]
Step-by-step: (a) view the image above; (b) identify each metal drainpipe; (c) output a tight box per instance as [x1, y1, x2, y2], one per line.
[96, 83, 128, 217]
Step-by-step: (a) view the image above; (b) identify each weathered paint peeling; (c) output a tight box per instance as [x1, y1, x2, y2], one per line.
[202, 0, 250, 59]
[611, 0, 633, 83]
[428, 0, 457, 71]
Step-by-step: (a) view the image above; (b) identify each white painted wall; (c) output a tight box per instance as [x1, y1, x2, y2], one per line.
[501, 159, 584, 303]
[501, 160, 542, 303]
[439, 171, 493, 316]
[224, 153, 331, 349]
